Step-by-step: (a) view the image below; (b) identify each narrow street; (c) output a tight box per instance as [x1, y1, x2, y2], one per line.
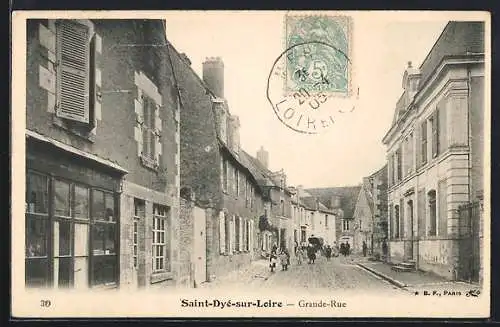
[203, 255, 407, 295]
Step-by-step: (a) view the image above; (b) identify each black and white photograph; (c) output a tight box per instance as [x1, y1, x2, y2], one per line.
[11, 10, 490, 318]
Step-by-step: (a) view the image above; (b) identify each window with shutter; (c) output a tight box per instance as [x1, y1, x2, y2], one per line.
[56, 20, 91, 123]
[396, 147, 402, 181]
[421, 121, 427, 165]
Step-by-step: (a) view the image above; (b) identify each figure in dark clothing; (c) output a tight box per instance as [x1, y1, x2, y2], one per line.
[362, 241, 368, 257]
[345, 242, 351, 256]
[325, 245, 332, 261]
[340, 243, 346, 257]
[307, 245, 316, 264]
[269, 244, 278, 272]
[382, 239, 388, 261]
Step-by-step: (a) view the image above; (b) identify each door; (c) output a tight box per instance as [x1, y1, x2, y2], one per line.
[404, 200, 414, 261]
[192, 207, 207, 285]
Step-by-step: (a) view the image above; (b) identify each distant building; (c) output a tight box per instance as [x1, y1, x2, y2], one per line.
[305, 187, 361, 249]
[352, 165, 388, 256]
[25, 19, 180, 289]
[382, 22, 485, 281]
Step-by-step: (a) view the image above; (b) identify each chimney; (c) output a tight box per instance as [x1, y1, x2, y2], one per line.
[202, 57, 224, 98]
[228, 115, 240, 153]
[257, 146, 269, 169]
[402, 60, 421, 100]
[330, 195, 341, 209]
[180, 53, 191, 66]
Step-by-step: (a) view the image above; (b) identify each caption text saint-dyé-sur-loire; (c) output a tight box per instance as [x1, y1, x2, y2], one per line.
[180, 299, 347, 309]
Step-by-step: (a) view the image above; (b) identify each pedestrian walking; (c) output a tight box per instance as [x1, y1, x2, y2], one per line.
[269, 244, 278, 272]
[325, 245, 332, 261]
[382, 238, 388, 261]
[346, 242, 351, 256]
[362, 241, 368, 257]
[307, 244, 316, 264]
[340, 242, 346, 257]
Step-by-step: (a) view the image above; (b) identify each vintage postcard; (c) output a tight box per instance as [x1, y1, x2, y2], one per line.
[11, 10, 490, 318]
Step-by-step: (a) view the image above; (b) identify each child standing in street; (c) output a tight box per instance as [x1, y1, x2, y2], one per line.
[295, 246, 304, 265]
[279, 249, 289, 271]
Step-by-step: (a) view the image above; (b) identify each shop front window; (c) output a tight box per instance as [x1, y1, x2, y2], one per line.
[25, 170, 119, 289]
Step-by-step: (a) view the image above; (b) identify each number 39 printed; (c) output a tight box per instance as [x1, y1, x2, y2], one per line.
[40, 299, 51, 307]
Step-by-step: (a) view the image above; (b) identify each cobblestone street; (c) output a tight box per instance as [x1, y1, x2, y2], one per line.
[202, 255, 407, 295]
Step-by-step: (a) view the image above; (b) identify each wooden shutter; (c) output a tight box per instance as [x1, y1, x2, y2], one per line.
[219, 212, 226, 254]
[231, 216, 236, 254]
[56, 20, 91, 123]
[421, 121, 427, 165]
[432, 112, 438, 157]
[415, 126, 421, 170]
[239, 217, 243, 251]
[250, 220, 254, 251]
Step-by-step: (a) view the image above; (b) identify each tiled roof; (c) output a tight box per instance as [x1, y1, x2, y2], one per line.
[305, 186, 361, 219]
[418, 21, 485, 89]
[300, 196, 318, 211]
[385, 22, 485, 140]
[239, 150, 278, 188]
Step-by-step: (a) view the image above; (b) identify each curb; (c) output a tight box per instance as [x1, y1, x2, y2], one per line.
[357, 263, 408, 289]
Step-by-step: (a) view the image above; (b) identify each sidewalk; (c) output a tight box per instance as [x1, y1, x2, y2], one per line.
[198, 259, 272, 289]
[357, 261, 481, 294]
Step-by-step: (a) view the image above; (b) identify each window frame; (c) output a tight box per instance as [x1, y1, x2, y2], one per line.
[152, 204, 169, 273]
[427, 190, 437, 236]
[25, 170, 119, 289]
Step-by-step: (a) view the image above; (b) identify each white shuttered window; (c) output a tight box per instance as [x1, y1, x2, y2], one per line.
[56, 20, 91, 123]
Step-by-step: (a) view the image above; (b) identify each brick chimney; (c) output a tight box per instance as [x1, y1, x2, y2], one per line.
[330, 195, 341, 209]
[257, 146, 269, 169]
[202, 57, 224, 98]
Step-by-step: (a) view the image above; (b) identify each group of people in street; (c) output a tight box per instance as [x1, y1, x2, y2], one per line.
[269, 244, 290, 272]
[269, 240, 346, 272]
[268, 238, 390, 272]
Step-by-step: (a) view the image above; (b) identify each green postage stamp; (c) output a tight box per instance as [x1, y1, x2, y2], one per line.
[284, 14, 353, 96]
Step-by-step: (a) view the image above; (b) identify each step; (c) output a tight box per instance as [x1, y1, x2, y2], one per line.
[399, 262, 416, 268]
[391, 265, 414, 273]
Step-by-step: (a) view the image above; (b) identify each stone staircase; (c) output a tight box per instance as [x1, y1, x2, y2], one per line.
[391, 260, 416, 272]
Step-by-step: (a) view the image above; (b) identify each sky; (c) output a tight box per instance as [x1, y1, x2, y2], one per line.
[163, 12, 448, 189]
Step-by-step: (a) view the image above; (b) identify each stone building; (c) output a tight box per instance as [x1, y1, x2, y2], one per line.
[243, 148, 294, 255]
[306, 187, 361, 249]
[25, 19, 180, 289]
[352, 165, 388, 257]
[298, 194, 336, 247]
[175, 55, 263, 281]
[381, 22, 485, 281]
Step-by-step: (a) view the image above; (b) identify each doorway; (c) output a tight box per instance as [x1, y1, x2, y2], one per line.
[192, 206, 207, 286]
